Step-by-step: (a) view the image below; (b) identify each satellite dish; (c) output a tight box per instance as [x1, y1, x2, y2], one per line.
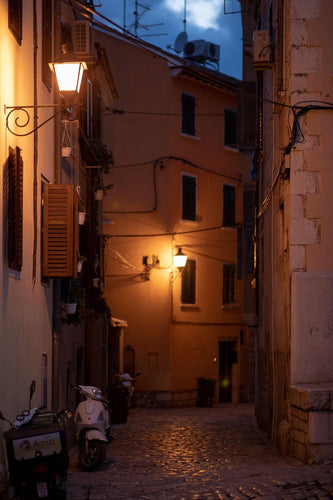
[174, 31, 188, 53]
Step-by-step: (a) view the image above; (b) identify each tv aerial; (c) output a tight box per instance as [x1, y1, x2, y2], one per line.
[125, 0, 166, 38]
[167, 0, 188, 54]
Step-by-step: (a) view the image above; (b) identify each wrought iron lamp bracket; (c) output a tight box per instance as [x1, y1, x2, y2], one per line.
[4, 103, 80, 137]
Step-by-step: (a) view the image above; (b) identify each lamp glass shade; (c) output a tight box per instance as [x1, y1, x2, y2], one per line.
[50, 61, 87, 93]
[173, 248, 187, 268]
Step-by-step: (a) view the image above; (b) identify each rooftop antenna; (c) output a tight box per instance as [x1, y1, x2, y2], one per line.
[123, 0, 126, 31]
[168, 0, 188, 53]
[125, 0, 166, 38]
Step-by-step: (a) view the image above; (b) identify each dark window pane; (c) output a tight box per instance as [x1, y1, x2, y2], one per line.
[223, 184, 236, 227]
[42, 0, 52, 89]
[181, 259, 196, 304]
[223, 264, 236, 305]
[182, 174, 196, 221]
[224, 108, 237, 148]
[182, 94, 195, 136]
[8, 0, 22, 44]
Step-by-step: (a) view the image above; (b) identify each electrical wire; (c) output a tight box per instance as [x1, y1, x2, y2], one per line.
[104, 224, 234, 239]
[106, 108, 225, 117]
[258, 103, 333, 218]
[108, 247, 142, 272]
[104, 155, 241, 215]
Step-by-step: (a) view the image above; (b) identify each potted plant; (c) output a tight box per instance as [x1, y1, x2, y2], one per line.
[78, 202, 86, 225]
[80, 138, 113, 174]
[77, 255, 87, 273]
[93, 174, 113, 200]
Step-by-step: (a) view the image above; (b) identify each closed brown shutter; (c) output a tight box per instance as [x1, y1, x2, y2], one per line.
[42, 184, 78, 278]
[8, 146, 23, 271]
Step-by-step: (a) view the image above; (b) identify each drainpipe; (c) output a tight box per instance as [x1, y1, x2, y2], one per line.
[52, 0, 62, 410]
[33, 0, 38, 288]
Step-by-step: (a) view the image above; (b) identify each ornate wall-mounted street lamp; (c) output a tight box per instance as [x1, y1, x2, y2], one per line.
[49, 53, 87, 100]
[5, 54, 87, 136]
[173, 247, 187, 270]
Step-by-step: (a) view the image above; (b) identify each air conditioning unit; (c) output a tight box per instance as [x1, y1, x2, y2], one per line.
[204, 42, 220, 62]
[73, 21, 94, 60]
[253, 30, 271, 69]
[184, 39, 206, 59]
[184, 40, 220, 62]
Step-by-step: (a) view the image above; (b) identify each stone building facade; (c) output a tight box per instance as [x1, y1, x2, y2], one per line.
[241, 0, 333, 462]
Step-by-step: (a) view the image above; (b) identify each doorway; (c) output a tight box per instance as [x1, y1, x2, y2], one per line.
[219, 341, 237, 402]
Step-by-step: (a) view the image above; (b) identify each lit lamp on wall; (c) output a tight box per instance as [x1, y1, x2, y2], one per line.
[173, 248, 187, 270]
[5, 54, 87, 136]
[49, 54, 87, 102]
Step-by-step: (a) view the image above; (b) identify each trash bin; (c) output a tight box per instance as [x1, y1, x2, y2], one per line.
[197, 377, 217, 407]
[109, 386, 129, 424]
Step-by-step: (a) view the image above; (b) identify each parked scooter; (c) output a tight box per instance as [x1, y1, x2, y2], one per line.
[0, 381, 71, 499]
[117, 372, 140, 407]
[72, 385, 111, 471]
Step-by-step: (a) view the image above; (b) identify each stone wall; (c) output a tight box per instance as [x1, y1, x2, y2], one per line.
[289, 384, 333, 463]
[135, 390, 199, 408]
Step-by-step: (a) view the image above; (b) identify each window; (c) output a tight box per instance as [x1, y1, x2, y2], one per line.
[8, 0, 22, 44]
[42, 0, 52, 89]
[181, 259, 196, 304]
[181, 93, 196, 136]
[224, 108, 238, 149]
[223, 184, 236, 227]
[223, 264, 236, 305]
[182, 174, 196, 221]
[8, 146, 23, 271]
[80, 79, 101, 139]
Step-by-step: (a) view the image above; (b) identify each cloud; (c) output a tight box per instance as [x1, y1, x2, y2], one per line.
[164, 0, 223, 30]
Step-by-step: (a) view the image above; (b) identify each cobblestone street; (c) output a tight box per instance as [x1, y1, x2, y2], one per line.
[67, 404, 333, 499]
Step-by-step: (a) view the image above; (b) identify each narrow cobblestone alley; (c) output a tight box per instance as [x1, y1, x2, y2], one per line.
[67, 404, 333, 499]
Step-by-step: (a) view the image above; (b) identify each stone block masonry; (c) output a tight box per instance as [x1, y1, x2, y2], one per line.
[289, 383, 333, 463]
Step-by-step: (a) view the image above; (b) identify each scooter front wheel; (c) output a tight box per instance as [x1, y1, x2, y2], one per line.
[79, 440, 106, 471]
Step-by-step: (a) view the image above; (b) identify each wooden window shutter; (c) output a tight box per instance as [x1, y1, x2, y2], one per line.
[8, 0, 22, 45]
[42, 184, 78, 278]
[8, 146, 23, 271]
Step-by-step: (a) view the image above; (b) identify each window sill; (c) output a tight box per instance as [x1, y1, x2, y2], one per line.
[223, 145, 239, 153]
[181, 133, 201, 141]
[180, 305, 200, 311]
[180, 218, 200, 225]
[221, 304, 239, 310]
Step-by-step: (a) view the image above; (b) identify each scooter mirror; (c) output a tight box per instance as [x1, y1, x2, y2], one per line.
[29, 380, 36, 408]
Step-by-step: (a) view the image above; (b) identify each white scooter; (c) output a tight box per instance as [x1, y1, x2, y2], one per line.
[72, 385, 111, 471]
[117, 372, 140, 407]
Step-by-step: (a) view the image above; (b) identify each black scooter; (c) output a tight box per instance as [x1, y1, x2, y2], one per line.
[0, 381, 71, 499]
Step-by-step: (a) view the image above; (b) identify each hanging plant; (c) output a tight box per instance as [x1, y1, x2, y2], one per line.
[77, 255, 87, 273]
[77, 186, 86, 224]
[80, 138, 114, 174]
[93, 171, 113, 200]
[61, 278, 90, 326]
[61, 121, 72, 157]
[65, 280, 77, 314]
[78, 211, 86, 225]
